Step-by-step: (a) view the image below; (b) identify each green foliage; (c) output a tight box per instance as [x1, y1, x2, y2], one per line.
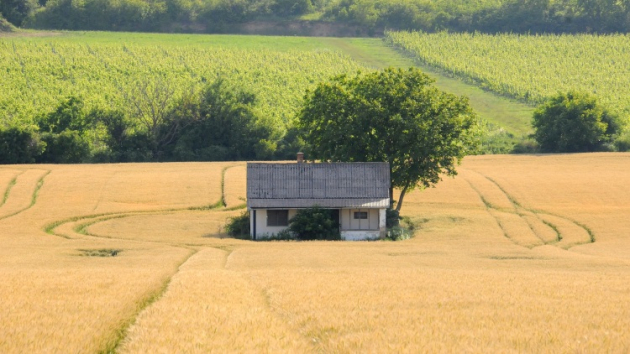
[272, 0, 314, 16]
[259, 229, 296, 241]
[0, 34, 362, 159]
[288, 207, 341, 241]
[10, 0, 630, 33]
[36, 96, 93, 134]
[0, 0, 39, 27]
[322, 0, 630, 33]
[0, 13, 16, 31]
[33, 96, 95, 163]
[386, 31, 630, 119]
[38, 130, 91, 163]
[170, 79, 277, 161]
[225, 210, 250, 239]
[478, 122, 527, 154]
[298, 67, 480, 211]
[0, 127, 45, 163]
[532, 91, 622, 152]
[386, 215, 415, 241]
[511, 138, 539, 154]
[386, 208, 400, 228]
[385, 226, 413, 241]
[273, 126, 306, 160]
[614, 130, 630, 152]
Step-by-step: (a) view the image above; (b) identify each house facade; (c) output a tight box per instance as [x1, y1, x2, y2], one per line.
[246, 159, 390, 241]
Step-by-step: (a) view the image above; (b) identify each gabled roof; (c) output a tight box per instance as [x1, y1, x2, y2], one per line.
[247, 162, 390, 209]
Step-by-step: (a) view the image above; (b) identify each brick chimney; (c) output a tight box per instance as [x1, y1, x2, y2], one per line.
[297, 152, 304, 163]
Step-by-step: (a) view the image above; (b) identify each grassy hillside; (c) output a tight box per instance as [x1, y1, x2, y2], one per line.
[5, 31, 627, 156]
[321, 37, 534, 137]
[0, 32, 535, 153]
[1, 155, 630, 351]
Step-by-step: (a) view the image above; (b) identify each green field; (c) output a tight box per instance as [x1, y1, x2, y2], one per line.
[387, 31, 630, 120]
[0, 32, 362, 127]
[5, 30, 626, 153]
[322, 37, 534, 137]
[0, 31, 536, 145]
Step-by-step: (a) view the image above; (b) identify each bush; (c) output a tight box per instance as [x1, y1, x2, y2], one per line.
[511, 137, 539, 154]
[225, 211, 250, 239]
[386, 208, 400, 228]
[38, 130, 91, 163]
[614, 130, 630, 152]
[288, 206, 341, 241]
[386, 226, 413, 241]
[0, 127, 45, 163]
[386, 215, 416, 241]
[259, 229, 296, 241]
[532, 91, 623, 153]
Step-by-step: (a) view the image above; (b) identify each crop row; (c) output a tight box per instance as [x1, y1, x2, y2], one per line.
[0, 36, 363, 127]
[386, 31, 630, 116]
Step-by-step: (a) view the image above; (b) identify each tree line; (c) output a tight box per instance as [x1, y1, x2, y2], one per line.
[0, 79, 303, 164]
[2, 0, 629, 34]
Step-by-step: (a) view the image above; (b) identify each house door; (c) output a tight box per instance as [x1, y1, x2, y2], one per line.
[331, 209, 340, 230]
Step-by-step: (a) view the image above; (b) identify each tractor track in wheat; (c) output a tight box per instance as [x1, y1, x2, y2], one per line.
[462, 168, 594, 250]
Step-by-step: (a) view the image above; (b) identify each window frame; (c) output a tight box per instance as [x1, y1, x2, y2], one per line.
[353, 211, 368, 220]
[267, 209, 289, 227]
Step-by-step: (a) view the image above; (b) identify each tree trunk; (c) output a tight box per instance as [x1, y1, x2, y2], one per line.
[395, 185, 410, 212]
[389, 186, 394, 209]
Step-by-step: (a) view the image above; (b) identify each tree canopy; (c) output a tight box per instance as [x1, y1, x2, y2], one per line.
[297, 67, 480, 211]
[532, 91, 623, 153]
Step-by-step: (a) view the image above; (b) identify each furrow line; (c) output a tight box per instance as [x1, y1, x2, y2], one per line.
[101, 248, 199, 354]
[475, 171, 595, 248]
[0, 170, 25, 208]
[0, 170, 50, 221]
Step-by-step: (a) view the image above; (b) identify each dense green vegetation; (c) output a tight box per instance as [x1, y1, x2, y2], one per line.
[1, 0, 628, 34]
[322, 0, 630, 33]
[533, 91, 624, 152]
[2, 31, 628, 162]
[0, 33, 362, 162]
[288, 207, 341, 240]
[387, 31, 630, 151]
[387, 31, 630, 118]
[298, 68, 480, 211]
[0, 13, 15, 31]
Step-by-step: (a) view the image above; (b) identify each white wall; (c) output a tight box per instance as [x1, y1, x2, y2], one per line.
[341, 230, 381, 241]
[250, 208, 386, 240]
[250, 209, 297, 239]
[340, 209, 379, 230]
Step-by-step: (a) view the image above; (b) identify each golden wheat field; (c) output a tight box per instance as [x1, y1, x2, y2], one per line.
[1, 154, 629, 353]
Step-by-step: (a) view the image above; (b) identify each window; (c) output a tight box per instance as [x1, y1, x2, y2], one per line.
[267, 210, 289, 226]
[354, 211, 368, 219]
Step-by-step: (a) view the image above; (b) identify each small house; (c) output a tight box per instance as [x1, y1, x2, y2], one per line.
[246, 154, 390, 240]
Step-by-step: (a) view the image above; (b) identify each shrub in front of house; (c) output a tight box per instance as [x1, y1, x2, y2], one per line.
[288, 207, 341, 241]
[386, 208, 400, 228]
[225, 211, 250, 239]
[259, 229, 296, 241]
[386, 215, 416, 241]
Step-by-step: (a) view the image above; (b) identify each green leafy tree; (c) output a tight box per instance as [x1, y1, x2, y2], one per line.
[0, 127, 45, 163]
[36, 96, 93, 134]
[38, 130, 91, 163]
[297, 67, 480, 212]
[0, 0, 39, 27]
[170, 79, 277, 161]
[35, 96, 94, 163]
[532, 91, 623, 152]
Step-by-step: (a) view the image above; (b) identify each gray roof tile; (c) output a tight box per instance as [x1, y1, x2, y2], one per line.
[247, 162, 390, 208]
